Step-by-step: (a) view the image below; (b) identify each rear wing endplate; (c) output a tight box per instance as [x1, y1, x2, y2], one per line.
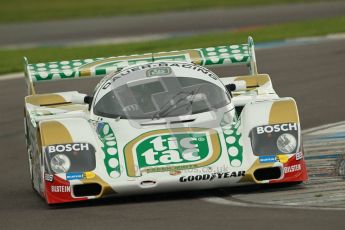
[24, 36, 258, 95]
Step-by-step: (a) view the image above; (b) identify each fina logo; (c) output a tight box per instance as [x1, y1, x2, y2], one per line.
[47, 143, 89, 153]
[256, 123, 298, 135]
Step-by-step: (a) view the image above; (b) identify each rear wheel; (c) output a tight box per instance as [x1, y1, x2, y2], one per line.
[28, 147, 35, 190]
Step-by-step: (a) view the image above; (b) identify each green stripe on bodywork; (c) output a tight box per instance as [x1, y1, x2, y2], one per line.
[97, 122, 121, 178]
[221, 115, 243, 167]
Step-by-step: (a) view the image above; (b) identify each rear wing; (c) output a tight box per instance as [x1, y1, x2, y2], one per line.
[24, 36, 258, 95]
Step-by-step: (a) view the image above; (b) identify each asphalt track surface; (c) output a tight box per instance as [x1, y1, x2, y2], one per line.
[0, 39, 345, 229]
[1, 1, 345, 48]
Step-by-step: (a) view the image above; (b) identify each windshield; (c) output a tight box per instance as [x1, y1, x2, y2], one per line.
[94, 77, 230, 119]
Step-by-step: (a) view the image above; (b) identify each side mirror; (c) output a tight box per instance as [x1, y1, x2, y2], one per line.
[84, 96, 93, 111]
[70, 92, 87, 104]
[225, 84, 236, 92]
[84, 96, 93, 105]
[70, 92, 93, 109]
[225, 81, 246, 92]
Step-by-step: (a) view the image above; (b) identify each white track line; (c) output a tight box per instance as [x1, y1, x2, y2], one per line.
[302, 121, 345, 135]
[200, 196, 345, 211]
[0, 72, 22, 81]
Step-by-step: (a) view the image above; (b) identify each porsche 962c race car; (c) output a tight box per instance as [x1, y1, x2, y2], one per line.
[23, 37, 308, 204]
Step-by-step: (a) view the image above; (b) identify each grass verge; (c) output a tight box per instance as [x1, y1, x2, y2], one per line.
[0, 16, 344, 75]
[0, 0, 333, 24]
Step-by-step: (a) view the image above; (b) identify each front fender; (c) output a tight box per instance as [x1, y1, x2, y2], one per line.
[38, 118, 99, 204]
[240, 97, 300, 134]
[239, 98, 307, 183]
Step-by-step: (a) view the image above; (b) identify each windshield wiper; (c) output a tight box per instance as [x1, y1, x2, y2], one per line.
[151, 91, 184, 120]
[151, 88, 200, 120]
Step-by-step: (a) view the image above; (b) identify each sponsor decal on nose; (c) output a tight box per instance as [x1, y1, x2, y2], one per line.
[51, 185, 71, 193]
[47, 143, 90, 153]
[124, 128, 221, 177]
[259, 155, 277, 163]
[284, 164, 302, 174]
[179, 171, 246, 182]
[256, 123, 298, 135]
[66, 172, 84, 180]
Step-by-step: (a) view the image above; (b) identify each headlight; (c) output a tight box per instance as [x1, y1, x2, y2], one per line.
[45, 143, 96, 174]
[277, 133, 297, 153]
[249, 123, 299, 156]
[50, 154, 71, 174]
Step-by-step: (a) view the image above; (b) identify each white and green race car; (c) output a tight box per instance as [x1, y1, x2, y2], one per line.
[24, 37, 307, 204]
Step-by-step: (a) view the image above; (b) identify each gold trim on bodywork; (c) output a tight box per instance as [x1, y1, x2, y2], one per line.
[124, 128, 221, 177]
[78, 50, 202, 77]
[240, 159, 275, 183]
[234, 74, 270, 88]
[39, 121, 73, 146]
[45, 104, 87, 110]
[155, 50, 202, 65]
[80, 174, 116, 197]
[25, 94, 66, 106]
[79, 54, 152, 77]
[269, 100, 299, 124]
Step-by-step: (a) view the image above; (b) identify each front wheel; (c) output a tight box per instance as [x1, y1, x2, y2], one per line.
[24, 117, 35, 190]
